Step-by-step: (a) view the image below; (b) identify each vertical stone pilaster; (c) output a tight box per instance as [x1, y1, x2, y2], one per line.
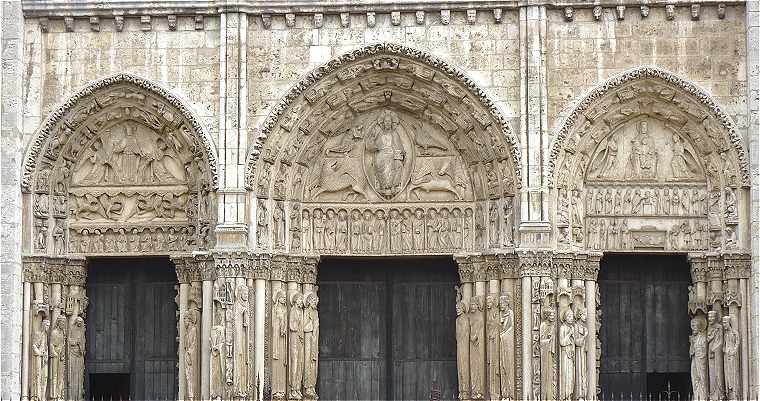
[1, 1, 25, 397]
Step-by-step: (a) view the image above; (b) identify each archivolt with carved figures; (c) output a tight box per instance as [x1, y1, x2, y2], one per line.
[548, 67, 748, 253]
[22, 73, 218, 256]
[246, 42, 522, 255]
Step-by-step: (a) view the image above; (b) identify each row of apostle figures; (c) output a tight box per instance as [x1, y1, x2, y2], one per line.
[690, 310, 741, 401]
[455, 290, 516, 401]
[271, 289, 320, 401]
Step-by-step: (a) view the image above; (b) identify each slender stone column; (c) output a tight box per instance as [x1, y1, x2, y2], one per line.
[200, 255, 216, 400]
[585, 253, 601, 400]
[707, 254, 726, 400]
[518, 250, 553, 401]
[21, 281, 31, 400]
[252, 254, 271, 400]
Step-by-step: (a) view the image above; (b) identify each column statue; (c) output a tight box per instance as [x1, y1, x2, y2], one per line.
[303, 293, 320, 400]
[235, 284, 250, 395]
[574, 307, 588, 399]
[707, 311, 725, 400]
[539, 308, 557, 401]
[288, 292, 305, 400]
[455, 298, 471, 400]
[690, 315, 708, 400]
[210, 323, 226, 399]
[31, 318, 50, 401]
[68, 316, 86, 401]
[49, 317, 66, 400]
[498, 295, 514, 400]
[559, 309, 576, 401]
[272, 291, 288, 400]
[485, 295, 500, 400]
[722, 316, 739, 400]
[469, 296, 485, 400]
[185, 309, 199, 400]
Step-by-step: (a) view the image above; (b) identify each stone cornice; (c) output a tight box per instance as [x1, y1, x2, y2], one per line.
[21, 0, 743, 18]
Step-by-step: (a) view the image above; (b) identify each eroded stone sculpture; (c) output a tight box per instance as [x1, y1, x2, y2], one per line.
[559, 309, 575, 401]
[485, 294, 500, 399]
[455, 294, 471, 400]
[690, 315, 708, 400]
[272, 290, 288, 400]
[707, 311, 725, 400]
[469, 296, 485, 400]
[498, 294, 515, 400]
[303, 293, 319, 400]
[288, 292, 305, 400]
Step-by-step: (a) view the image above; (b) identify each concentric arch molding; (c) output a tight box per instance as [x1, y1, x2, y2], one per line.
[244, 41, 522, 190]
[21, 72, 219, 192]
[546, 65, 750, 189]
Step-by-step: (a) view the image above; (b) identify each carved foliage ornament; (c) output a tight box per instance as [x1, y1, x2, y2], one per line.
[23, 74, 218, 256]
[548, 66, 748, 189]
[246, 43, 521, 198]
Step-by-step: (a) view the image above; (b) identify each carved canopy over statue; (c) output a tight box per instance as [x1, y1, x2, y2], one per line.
[549, 67, 748, 253]
[246, 43, 521, 255]
[22, 74, 218, 256]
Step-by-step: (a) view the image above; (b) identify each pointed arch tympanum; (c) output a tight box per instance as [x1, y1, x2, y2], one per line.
[22, 73, 218, 256]
[547, 66, 748, 252]
[245, 42, 522, 255]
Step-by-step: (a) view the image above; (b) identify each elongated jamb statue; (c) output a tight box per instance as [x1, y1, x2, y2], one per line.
[288, 292, 305, 400]
[271, 291, 288, 400]
[455, 298, 471, 400]
[49, 317, 66, 400]
[485, 294, 501, 400]
[469, 296, 485, 400]
[707, 311, 725, 400]
[559, 309, 576, 401]
[574, 307, 589, 399]
[303, 293, 320, 400]
[722, 316, 740, 400]
[539, 308, 557, 401]
[690, 315, 708, 401]
[498, 295, 514, 400]
[67, 316, 86, 401]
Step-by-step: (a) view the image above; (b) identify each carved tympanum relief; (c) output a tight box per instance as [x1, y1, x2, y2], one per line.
[248, 44, 520, 255]
[551, 69, 746, 252]
[24, 75, 216, 257]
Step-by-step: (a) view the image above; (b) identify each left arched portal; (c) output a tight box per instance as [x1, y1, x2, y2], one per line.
[22, 73, 218, 256]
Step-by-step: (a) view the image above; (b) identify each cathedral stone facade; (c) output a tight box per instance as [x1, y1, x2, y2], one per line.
[1, 0, 758, 400]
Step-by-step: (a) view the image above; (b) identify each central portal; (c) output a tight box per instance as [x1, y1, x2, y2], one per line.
[318, 257, 458, 400]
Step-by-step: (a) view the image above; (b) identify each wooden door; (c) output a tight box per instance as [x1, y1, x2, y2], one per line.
[598, 254, 691, 398]
[318, 258, 458, 400]
[86, 258, 178, 399]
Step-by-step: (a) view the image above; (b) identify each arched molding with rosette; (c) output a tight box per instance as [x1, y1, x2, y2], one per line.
[245, 42, 521, 256]
[23, 73, 218, 257]
[548, 66, 748, 253]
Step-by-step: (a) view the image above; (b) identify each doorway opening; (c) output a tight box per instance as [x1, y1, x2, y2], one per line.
[85, 257, 178, 400]
[598, 254, 691, 399]
[318, 257, 458, 400]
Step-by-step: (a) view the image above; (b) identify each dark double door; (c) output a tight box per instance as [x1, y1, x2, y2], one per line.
[599, 254, 691, 399]
[318, 257, 458, 400]
[86, 257, 178, 400]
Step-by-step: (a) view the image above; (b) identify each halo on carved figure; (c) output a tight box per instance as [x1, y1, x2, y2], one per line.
[22, 73, 218, 256]
[245, 42, 521, 199]
[246, 43, 520, 255]
[548, 67, 747, 253]
[547, 66, 748, 189]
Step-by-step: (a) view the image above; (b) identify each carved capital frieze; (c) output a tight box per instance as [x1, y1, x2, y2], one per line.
[553, 252, 574, 279]
[23, 256, 49, 283]
[688, 253, 708, 283]
[498, 253, 518, 279]
[706, 254, 724, 282]
[484, 255, 500, 281]
[285, 256, 304, 283]
[722, 252, 751, 280]
[173, 254, 204, 283]
[270, 254, 288, 282]
[517, 250, 553, 277]
[64, 257, 87, 286]
[471, 256, 488, 282]
[454, 255, 475, 283]
[302, 256, 319, 284]
[213, 250, 251, 278]
[250, 253, 271, 280]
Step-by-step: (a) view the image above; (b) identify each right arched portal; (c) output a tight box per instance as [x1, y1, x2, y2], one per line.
[548, 67, 749, 253]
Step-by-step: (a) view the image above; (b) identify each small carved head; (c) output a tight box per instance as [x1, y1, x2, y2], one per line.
[55, 316, 67, 330]
[42, 319, 51, 331]
[455, 301, 467, 316]
[469, 296, 482, 311]
[690, 315, 706, 333]
[313, 208, 323, 218]
[486, 295, 497, 309]
[640, 5, 650, 17]
[593, 6, 602, 20]
[306, 293, 319, 308]
[390, 209, 400, 218]
[440, 208, 449, 218]
[499, 294, 511, 310]
[326, 209, 336, 218]
[274, 290, 286, 305]
[717, 4, 726, 19]
[543, 308, 556, 322]
[291, 292, 304, 308]
[375, 209, 385, 219]
[563, 308, 575, 323]
[302, 209, 310, 219]
[690, 4, 700, 20]
[575, 307, 586, 322]
[351, 209, 361, 220]
[363, 210, 372, 220]
[707, 310, 719, 324]
[415, 208, 424, 218]
[665, 5, 675, 20]
[453, 208, 461, 217]
[564, 7, 574, 21]
[722, 315, 732, 329]
[403, 209, 412, 218]
[465, 208, 473, 217]
[338, 209, 348, 219]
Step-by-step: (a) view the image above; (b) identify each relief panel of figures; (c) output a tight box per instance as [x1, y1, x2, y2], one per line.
[267, 200, 515, 255]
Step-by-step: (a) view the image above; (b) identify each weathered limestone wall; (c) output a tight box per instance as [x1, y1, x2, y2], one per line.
[246, 10, 522, 142]
[1, 1, 25, 399]
[546, 4, 748, 141]
[21, 15, 221, 160]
